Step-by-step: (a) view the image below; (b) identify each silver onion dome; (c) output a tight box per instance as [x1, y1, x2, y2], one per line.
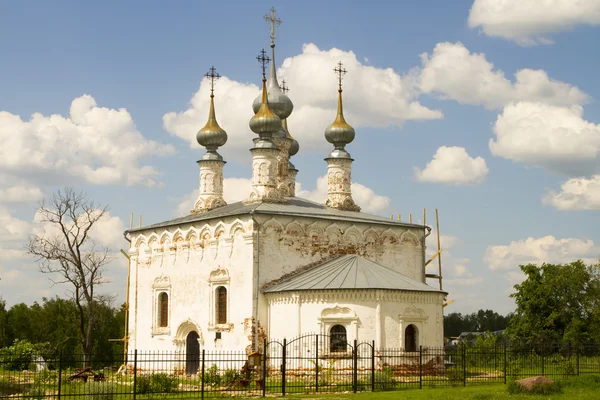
[283, 118, 299, 156]
[252, 45, 293, 120]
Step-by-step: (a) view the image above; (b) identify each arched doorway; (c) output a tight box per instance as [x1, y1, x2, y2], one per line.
[404, 324, 417, 352]
[186, 331, 200, 374]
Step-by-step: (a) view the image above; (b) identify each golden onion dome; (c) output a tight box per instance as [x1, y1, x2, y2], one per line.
[249, 78, 281, 136]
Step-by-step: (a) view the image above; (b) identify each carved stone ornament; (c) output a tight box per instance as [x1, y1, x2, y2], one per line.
[152, 275, 171, 289]
[209, 266, 230, 283]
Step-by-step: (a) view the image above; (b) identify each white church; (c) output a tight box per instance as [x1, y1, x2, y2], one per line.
[124, 8, 446, 367]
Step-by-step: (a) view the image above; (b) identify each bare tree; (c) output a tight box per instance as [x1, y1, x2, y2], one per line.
[26, 188, 112, 364]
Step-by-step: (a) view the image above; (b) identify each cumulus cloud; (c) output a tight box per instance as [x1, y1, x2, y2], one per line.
[414, 146, 489, 185]
[489, 102, 600, 177]
[418, 42, 589, 109]
[0, 95, 175, 187]
[163, 43, 442, 160]
[176, 176, 390, 217]
[543, 175, 600, 210]
[468, 0, 600, 45]
[0, 185, 43, 203]
[484, 235, 599, 271]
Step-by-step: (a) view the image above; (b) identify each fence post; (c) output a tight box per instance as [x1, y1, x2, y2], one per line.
[503, 342, 507, 384]
[541, 345, 545, 375]
[133, 350, 137, 400]
[371, 341, 375, 392]
[201, 349, 205, 400]
[419, 346, 423, 389]
[282, 338, 286, 396]
[57, 350, 62, 400]
[315, 335, 319, 392]
[462, 344, 467, 387]
[576, 345, 580, 376]
[353, 339, 358, 393]
[262, 338, 267, 398]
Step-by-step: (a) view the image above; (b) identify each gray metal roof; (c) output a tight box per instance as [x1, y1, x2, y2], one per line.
[262, 254, 444, 293]
[128, 197, 425, 233]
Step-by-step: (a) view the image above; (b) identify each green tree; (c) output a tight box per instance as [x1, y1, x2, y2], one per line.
[444, 309, 511, 337]
[507, 260, 600, 346]
[0, 297, 9, 348]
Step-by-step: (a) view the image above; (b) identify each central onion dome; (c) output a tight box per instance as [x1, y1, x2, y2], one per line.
[324, 87, 355, 158]
[252, 44, 293, 120]
[197, 81, 228, 161]
[249, 77, 282, 140]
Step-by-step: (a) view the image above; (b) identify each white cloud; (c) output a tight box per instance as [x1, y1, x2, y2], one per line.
[468, 0, 600, 45]
[543, 175, 600, 210]
[414, 146, 489, 185]
[0, 95, 175, 187]
[418, 42, 589, 109]
[484, 235, 599, 271]
[489, 102, 600, 176]
[0, 185, 43, 203]
[163, 43, 442, 160]
[176, 176, 390, 217]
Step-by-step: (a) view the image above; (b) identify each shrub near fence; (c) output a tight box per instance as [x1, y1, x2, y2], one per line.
[1, 336, 600, 398]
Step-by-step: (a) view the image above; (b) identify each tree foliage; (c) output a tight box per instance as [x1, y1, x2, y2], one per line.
[507, 260, 600, 346]
[26, 188, 113, 364]
[444, 309, 512, 337]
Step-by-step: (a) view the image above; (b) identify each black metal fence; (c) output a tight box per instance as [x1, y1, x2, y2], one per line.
[1, 335, 600, 398]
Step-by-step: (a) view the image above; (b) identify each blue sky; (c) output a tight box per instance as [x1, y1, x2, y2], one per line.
[1, 0, 599, 315]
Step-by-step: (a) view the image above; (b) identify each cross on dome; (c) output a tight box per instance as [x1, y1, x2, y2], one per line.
[204, 66, 221, 97]
[334, 61, 347, 92]
[256, 49, 270, 79]
[280, 79, 289, 94]
[264, 6, 282, 45]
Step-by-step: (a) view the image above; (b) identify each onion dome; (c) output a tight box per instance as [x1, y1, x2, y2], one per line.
[283, 118, 299, 156]
[325, 62, 355, 158]
[252, 8, 293, 119]
[197, 67, 228, 161]
[249, 77, 282, 138]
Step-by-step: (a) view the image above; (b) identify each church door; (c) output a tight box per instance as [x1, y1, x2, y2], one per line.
[185, 331, 200, 374]
[404, 324, 417, 352]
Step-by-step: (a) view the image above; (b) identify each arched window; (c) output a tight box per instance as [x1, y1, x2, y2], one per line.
[159, 292, 169, 327]
[330, 325, 347, 352]
[405, 324, 417, 352]
[216, 286, 227, 324]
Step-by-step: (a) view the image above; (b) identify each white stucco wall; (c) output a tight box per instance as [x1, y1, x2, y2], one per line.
[265, 290, 444, 350]
[127, 216, 257, 354]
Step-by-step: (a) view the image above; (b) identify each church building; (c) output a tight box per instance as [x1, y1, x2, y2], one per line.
[124, 8, 447, 361]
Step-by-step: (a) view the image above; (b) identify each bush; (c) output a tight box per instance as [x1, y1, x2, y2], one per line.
[0, 339, 51, 371]
[506, 379, 562, 395]
[86, 381, 118, 400]
[445, 367, 463, 386]
[204, 364, 221, 386]
[374, 366, 396, 390]
[135, 373, 178, 394]
[34, 369, 58, 385]
[24, 386, 46, 400]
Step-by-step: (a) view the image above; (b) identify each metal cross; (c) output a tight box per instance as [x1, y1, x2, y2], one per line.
[281, 79, 289, 94]
[256, 49, 270, 79]
[334, 61, 347, 91]
[264, 6, 282, 43]
[204, 66, 221, 97]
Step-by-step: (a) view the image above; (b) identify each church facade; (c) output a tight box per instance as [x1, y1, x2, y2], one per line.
[124, 8, 446, 361]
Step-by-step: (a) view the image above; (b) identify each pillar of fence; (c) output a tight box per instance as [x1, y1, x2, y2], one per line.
[371, 341, 375, 392]
[262, 338, 267, 398]
[353, 339, 358, 393]
[503, 342, 507, 384]
[315, 335, 319, 392]
[133, 350, 138, 400]
[577, 346, 580, 376]
[419, 346, 423, 389]
[201, 350, 205, 400]
[57, 350, 62, 399]
[282, 338, 287, 396]
[462, 345, 467, 387]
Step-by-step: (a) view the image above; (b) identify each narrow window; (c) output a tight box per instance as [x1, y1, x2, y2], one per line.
[159, 292, 169, 327]
[330, 325, 347, 352]
[405, 324, 417, 352]
[216, 286, 227, 324]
